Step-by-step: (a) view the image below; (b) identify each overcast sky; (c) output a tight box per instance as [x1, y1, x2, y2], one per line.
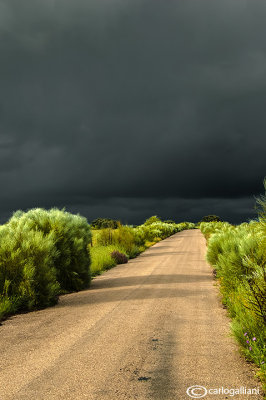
[0, 0, 265, 224]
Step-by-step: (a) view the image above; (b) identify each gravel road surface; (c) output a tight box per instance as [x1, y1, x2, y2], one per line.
[0, 230, 262, 399]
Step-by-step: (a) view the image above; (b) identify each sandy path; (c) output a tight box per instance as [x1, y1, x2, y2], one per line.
[0, 230, 262, 399]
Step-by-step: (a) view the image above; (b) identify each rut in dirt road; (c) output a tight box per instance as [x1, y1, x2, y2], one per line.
[0, 230, 263, 400]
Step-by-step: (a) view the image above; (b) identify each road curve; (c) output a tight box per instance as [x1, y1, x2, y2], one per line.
[0, 230, 262, 400]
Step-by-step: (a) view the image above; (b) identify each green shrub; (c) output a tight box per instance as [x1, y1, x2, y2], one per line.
[143, 215, 162, 225]
[0, 224, 60, 320]
[200, 189, 266, 384]
[112, 226, 138, 257]
[176, 222, 196, 231]
[8, 208, 92, 292]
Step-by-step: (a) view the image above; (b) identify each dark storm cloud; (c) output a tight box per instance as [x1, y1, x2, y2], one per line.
[0, 0, 265, 223]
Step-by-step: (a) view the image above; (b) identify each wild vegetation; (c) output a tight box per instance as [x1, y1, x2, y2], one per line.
[200, 181, 266, 385]
[89, 218, 195, 276]
[0, 210, 195, 321]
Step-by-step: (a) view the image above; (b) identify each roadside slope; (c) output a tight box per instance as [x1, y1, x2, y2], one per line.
[0, 230, 262, 399]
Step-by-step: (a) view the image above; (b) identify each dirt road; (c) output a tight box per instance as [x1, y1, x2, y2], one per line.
[0, 230, 262, 399]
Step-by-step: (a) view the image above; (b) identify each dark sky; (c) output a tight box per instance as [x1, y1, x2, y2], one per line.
[0, 0, 265, 224]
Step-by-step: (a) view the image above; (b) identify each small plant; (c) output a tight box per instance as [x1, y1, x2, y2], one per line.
[111, 251, 128, 264]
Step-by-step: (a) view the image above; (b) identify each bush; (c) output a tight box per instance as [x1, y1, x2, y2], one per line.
[143, 215, 162, 225]
[0, 224, 60, 320]
[111, 251, 128, 264]
[111, 226, 137, 258]
[200, 190, 266, 383]
[201, 215, 222, 222]
[200, 221, 231, 241]
[8, 208, 92, 292]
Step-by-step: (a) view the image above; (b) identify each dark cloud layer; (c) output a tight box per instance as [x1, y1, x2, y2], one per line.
[0, 0, 265, 224]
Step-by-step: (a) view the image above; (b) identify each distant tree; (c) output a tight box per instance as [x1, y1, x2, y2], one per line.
[91, 218, 119, 229]
[201, 215, 222, 223]
[144, 215, 162, 225]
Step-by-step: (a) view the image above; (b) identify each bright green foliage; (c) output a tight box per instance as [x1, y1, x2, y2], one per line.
[90, 245, 123, 275]
[133, 221, 195, 244]
[0, 223, 60, 320]
[112, 226, 139, 258]
[143, 215, 162, 225]
[8, 208, 92, 292]
[95, 226, 139, 258]
[96, 228, 114, 246]
[200, 189, 266, 383]
[199, 221, 232, 240]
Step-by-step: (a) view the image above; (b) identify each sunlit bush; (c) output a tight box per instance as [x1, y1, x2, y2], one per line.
[200, 181, 266, 381]
[0, 224, 60, 319]
[143, 215, 162, 225]
[8, 208, 92, 291]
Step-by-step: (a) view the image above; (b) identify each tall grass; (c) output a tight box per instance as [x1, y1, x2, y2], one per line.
[90, 245, 124, 275]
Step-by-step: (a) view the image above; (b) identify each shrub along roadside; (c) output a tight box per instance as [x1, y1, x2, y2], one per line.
[0, 208, 92, 321]
[89, 220, 196, 276]
[200, 216, 266, 384]
[8, 208, 92, 292]
[0, 223, 60, 319]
